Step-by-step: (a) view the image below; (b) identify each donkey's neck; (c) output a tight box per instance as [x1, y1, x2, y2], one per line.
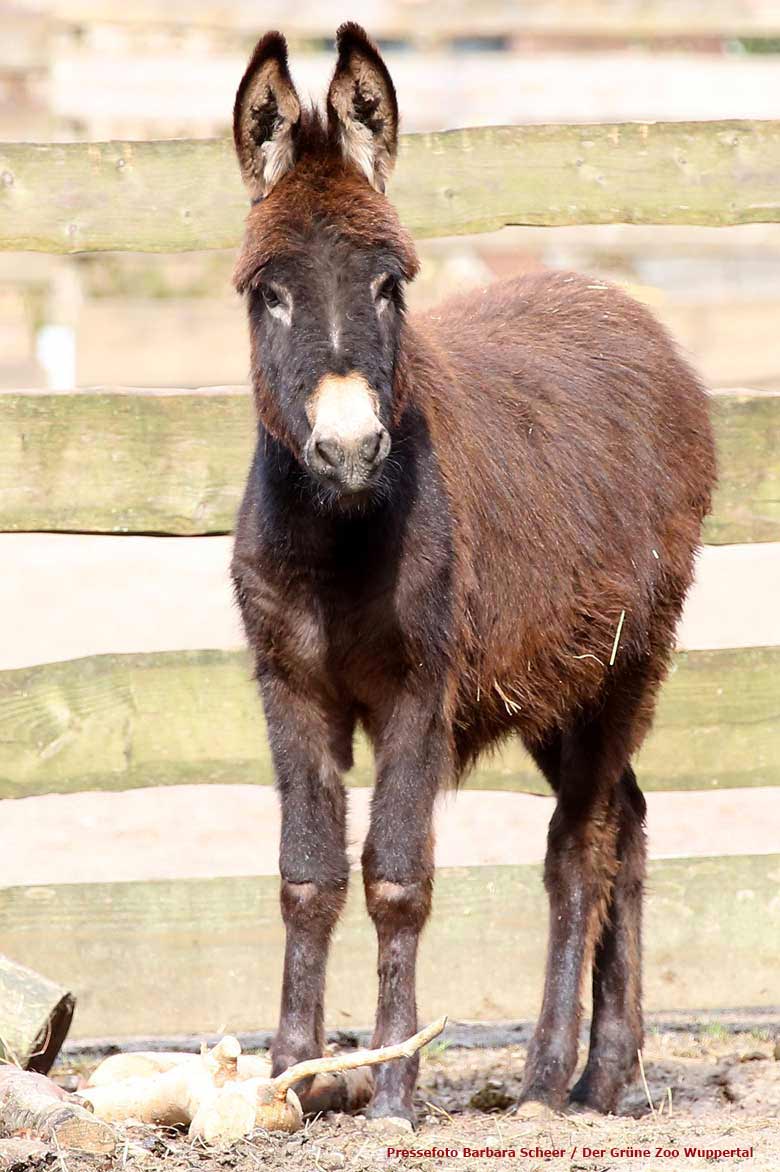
[252, 422, 408, 573]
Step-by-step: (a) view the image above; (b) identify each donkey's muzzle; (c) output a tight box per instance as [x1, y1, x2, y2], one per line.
[308, 425, 391, 491]
[304, 372, 391, 493]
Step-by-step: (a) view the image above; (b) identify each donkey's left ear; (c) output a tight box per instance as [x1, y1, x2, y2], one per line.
[326, 22, 398, 193]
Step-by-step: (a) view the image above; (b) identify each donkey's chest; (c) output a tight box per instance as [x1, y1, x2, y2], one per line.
[328, 595, 410, 701]
[250, 569, 409, 696]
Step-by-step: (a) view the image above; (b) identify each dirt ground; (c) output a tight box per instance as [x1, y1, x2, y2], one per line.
[36, 1026, 780, 1172]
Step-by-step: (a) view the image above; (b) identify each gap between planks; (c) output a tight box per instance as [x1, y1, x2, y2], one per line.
[0, 536, 778, 671]
[2, 784, 780, 888]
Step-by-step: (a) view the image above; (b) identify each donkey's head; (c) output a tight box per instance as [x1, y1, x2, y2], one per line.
[233, 24, 419, 503]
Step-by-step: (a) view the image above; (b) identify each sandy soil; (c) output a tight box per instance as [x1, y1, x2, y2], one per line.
[42, 1027, 780, 1172]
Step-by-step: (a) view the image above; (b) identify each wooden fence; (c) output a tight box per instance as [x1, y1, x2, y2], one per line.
[1, 121, 779, 1040]
[3, 121, 780, 253]
[13, 0, 780, 40]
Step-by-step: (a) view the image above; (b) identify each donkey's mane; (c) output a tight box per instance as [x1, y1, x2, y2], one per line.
[233, 140, 419, 294]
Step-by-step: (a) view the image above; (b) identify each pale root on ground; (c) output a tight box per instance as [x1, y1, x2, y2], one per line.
[81, 1021, 446, 1142]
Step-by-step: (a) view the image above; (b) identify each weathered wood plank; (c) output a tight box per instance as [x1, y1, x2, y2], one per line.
[68, 290, 780, 392]
[0, 390, 776, 542]
[2, 121, 780, 254]
[708, 392, 780, 543]
[49, 50, 780, 137]
[33, 0, 780, 39]
[0, 389, 254, 536]
[480, 647, 780, 795]
[3, 856, 778, 1037]
[0, 647, 777, 800]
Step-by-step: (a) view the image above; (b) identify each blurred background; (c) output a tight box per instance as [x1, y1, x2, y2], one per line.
[2, 0, 780, 393]
[1, 3, 779, 1058]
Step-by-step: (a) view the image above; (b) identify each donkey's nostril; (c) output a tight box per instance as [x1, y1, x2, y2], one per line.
[309, 425, 390, 488]
[360, 430, 383, 465]
[314, 437, 344, 469]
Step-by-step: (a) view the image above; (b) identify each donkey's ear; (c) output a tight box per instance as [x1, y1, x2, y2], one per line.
[233, 31, 301, 200]
[326, 22, 398, 193]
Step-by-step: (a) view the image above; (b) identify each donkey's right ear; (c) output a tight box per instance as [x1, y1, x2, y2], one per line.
[233, 31, 301, 200]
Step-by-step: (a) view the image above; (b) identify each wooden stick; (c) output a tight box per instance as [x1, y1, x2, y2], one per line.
[270, 1016, 448, 1099]
[0, 1068, 116, 1154]
[0, 1137, 53, 1170]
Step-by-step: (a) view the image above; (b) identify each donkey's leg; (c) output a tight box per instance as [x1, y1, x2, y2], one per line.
[569, 764, 647, 1112]
[262, 676, 353, 1084]
[518, 713, 628, 1112]
[361, 701, 450, 1124]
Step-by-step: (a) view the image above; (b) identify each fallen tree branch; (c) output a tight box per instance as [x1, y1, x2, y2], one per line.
[0, 1137, 55, 1170]
[0, 1068, 116, 1154]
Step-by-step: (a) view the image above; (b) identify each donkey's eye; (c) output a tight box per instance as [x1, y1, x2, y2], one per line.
[257, 282, 292, 325]
[375, 274, 397, 302]
[372, 273, 400, 316]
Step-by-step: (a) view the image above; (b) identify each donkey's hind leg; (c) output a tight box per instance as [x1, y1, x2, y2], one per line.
[518, 703, 636, 1112]
[569, 764, 647, 1113]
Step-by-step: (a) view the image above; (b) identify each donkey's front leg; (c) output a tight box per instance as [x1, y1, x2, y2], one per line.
[261, 676, 353, 1083]
[362, 702, 450, 1125]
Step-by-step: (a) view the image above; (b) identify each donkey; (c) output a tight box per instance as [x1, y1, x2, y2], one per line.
[230, 24, 716, 1124]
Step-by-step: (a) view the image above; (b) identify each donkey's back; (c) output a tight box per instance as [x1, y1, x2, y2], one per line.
[414, 268, 713, 755]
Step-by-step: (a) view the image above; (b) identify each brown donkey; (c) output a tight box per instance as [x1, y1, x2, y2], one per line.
[230, 24, 717, 1123]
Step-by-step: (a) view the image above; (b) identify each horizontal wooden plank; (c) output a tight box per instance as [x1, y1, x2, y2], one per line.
[0, 11, 50, 73]
[0, 389, 253, 535]
[3, 784, 780, 887]
[660, 294, 780, 390]
[3, 855, 778, 1036]
[66, 290, 780, 390]
[32, 0, 780, 39]
[48, 51, 780, 137]
[707, 393, 780, 542]
[0, 647, 777, 800]
[1, 535, 778, 670]
[0, 389, 776, 542]
[2, 121, 780, 254]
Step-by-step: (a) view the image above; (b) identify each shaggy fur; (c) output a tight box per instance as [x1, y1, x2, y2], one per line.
[230, 24, 717, 1123]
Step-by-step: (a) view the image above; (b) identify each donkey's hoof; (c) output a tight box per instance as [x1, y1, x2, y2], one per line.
[364, 1094, 416, 1131]
[515, 1098, 558, 1121]
[569, 1073, 621, 1115]
[364, 1113, 414, 1134]
[515, 1082, 568, 1120]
